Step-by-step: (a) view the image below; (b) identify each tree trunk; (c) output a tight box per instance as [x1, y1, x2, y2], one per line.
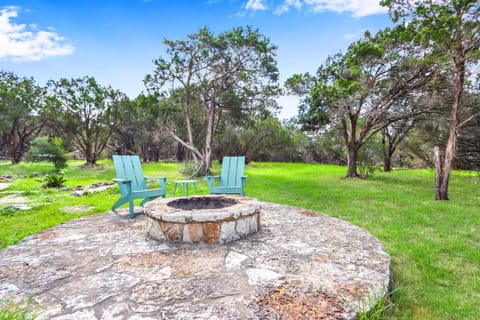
[383, 154, 392, 172]
[382, 130, 393, 172]
[8, 137, 21, 164]
[434, 54, 464, 200]
[346, 146, 359, 178]
[436, 125, 457, 200]
[434, 146, 444, 200]
[204, 100, 216, 173]
[85, 142, 96, 166]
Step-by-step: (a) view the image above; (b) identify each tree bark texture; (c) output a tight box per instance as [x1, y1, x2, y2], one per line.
[383, 155, 392, 173]
[435, 55, 465, 200]
[204, 100, 216, 173]
[346, 146, 359, 178]
[434, 146, 444, 200]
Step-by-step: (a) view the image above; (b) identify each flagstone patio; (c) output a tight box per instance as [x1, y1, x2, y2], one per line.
[0, 200, 391, 319]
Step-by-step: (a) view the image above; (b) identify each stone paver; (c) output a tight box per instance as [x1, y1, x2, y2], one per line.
[0, 183, 10, 191]
[0, 201, 391, 319]
[0, 194, 29, 204]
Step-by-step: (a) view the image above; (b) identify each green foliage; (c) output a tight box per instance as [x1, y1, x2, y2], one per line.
[110, 93, 177, 160]
[42, 174, 66, 188]
[382, 0, 480, 199]
[216, 116, 310, 162]
[0, 208, 17, 218]
[286, 26, 435, 177]
[179, 161, 206, 177]
[357, 162, 378, 178]
[25, 137, 67, 172]
[357, 294, 392, 320]
[46, 76, 128, 165]
[0, 71, 47, 164]
[0, 297, 39, 320]
[145, 26, 281, 171]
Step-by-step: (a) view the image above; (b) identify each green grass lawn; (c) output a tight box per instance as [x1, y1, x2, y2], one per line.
[0, 160, 479, 319]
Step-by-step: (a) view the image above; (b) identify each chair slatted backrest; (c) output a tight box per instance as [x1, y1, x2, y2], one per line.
[112, 155, 147, 195]
[220, 156, 245, 187]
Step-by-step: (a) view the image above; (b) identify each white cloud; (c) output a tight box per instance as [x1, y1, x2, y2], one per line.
[245, 0, 268, 11]
[274, 0, 302, 15]
[0, 6, 74, 62]
[304, 0, 387, 17]
[267, 0, 387, 17]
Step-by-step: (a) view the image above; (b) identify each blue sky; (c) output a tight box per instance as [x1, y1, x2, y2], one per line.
[1, 0, 392, 119]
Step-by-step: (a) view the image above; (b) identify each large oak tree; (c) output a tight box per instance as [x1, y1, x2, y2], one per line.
[287, 27, 434, 177]
[381, 0, 480, 199]
[47, 76, 127, 166]
[145, 26, 280, 172]
[0, 71, 47, 164]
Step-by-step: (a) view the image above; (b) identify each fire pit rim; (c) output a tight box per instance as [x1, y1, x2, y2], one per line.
[144, 195, 261, 224]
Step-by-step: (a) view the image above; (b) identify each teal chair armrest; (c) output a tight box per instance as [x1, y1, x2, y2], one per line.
[204, 175, 220, 188]
[113, 178, 132, 184]
[113, 178, 132, 196]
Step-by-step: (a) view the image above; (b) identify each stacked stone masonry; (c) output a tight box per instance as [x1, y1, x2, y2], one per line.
[145, 196, 261, 244]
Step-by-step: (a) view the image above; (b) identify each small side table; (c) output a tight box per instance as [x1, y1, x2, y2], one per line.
[173, 180, 198, 196]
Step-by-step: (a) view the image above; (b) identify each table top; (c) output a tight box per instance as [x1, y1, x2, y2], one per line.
[174, 179, 197, 183]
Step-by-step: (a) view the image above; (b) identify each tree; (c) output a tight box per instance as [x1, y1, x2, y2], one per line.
[111, 94, 176, 161]
[145, 26, 280, 172]
[381, 93, 423, 172]
[215, 116, 309, 162]
[47, 77, 127, 166]
[287, 27, 434, 177]
[0, 71, 47, 164]
[381, 0, 480, 199]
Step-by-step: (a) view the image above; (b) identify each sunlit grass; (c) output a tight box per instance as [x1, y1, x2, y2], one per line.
[0, 160, 479, 319]
[245, 163, 479, 320]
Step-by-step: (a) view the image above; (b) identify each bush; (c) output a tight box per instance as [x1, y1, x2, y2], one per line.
[25, 137, 67, 172]
[179, 162, 206, 177]
[42, 174, 66, 188]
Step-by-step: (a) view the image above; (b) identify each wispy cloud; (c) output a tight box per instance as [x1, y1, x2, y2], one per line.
[245, 0, 268, 11]
[0, 6, 74, 62]
[304, 0, 387, 17]
[274, 0, 302, 15]
[243, 0, 387, 17]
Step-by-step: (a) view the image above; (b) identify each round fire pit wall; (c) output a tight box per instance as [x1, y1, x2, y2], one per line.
[144, 196, 261, 244]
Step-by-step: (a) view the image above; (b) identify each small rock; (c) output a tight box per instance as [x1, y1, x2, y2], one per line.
[225, 251, 249, 269]
[2, 204, 32, 211]
[71, 191, 84, 197]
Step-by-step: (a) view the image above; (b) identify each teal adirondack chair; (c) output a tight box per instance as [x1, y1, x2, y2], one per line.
[205, 156, 247, 196]
[111, 155, 167, 218]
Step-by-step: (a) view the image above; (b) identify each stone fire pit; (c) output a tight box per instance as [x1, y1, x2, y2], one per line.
[145, 195, 261, 244]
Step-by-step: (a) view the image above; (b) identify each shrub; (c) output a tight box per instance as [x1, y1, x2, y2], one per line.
[25, 137, 67, 172]
[180, 161, 206, 177]
[42, 174, 66, 188]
